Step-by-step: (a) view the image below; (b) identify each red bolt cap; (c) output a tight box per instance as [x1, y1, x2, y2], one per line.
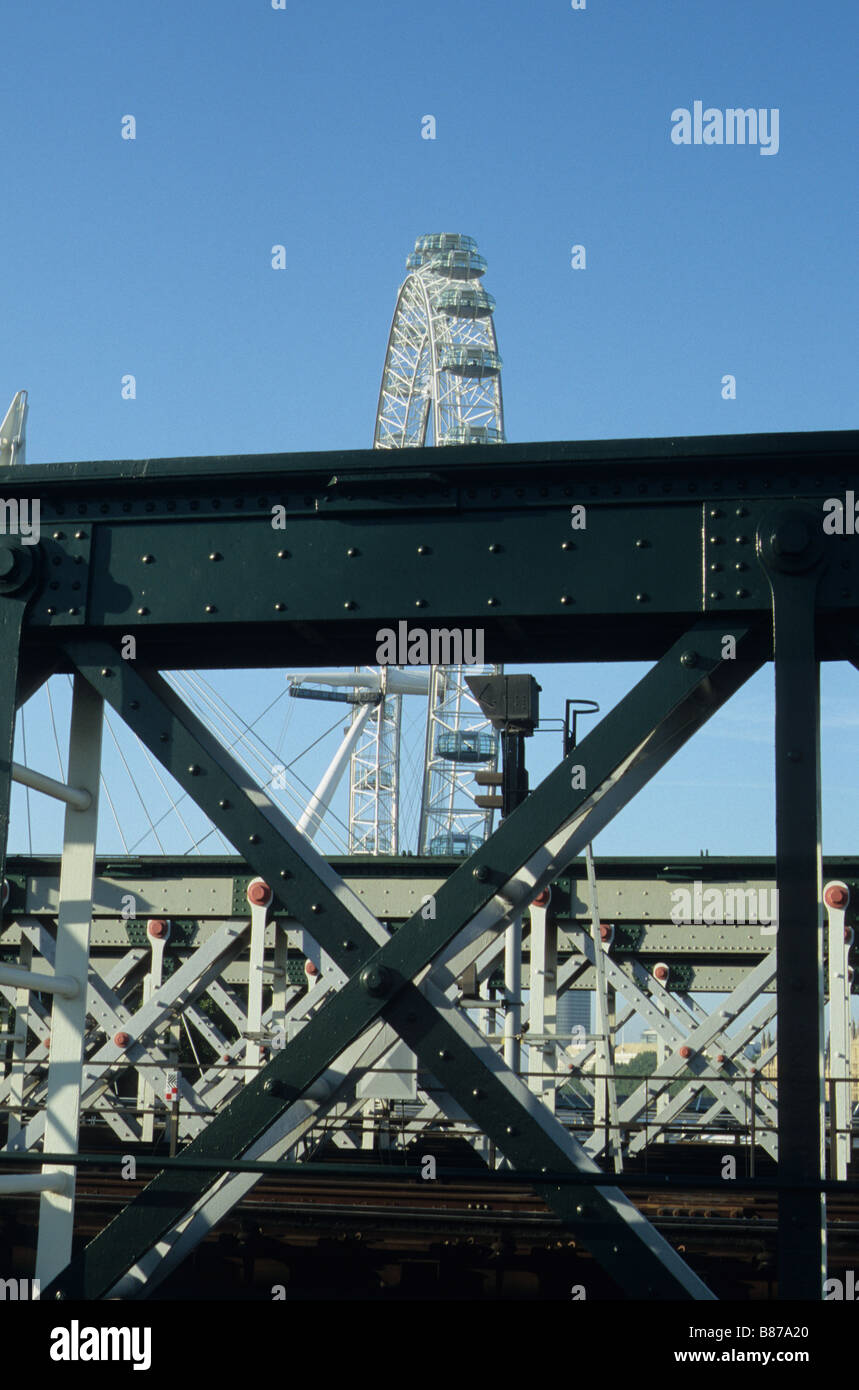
[825, 883, 849, 909]
[653, 963, 669, 982]
[43, 1036, 50, 1047]
[222, 1054, 230, 1064]
[147, 918, 168, 938]
[599, 923, 613, 941]
[305, 960, 319, 977]
[114, 1031, 130, 1048]
[679, 1045, 692, 1059]
[533, 889, 551, 907]
[247, 880, 272, 906]
[716, 1053, 725, 1064]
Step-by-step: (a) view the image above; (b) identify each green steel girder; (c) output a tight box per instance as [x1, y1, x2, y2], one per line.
[0, 430, 852, 669]
[38, 617, 770, 1300]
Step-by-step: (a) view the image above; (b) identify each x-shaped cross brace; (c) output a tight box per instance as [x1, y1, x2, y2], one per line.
[41, 620, 769, 1299]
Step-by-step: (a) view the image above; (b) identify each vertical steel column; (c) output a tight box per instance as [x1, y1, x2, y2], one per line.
[759, 509, 826, 1300]
[35, 676, 103, 1286]
[6, 937, 32, 1143]
[585, 845, 622, 1170]
[528, 892, 556, 1110]
[824, 881, 852, 1181]
[503, 915, 522, 1074]
[138, 919, 169, 1142]
[245, 883, 270, 1081]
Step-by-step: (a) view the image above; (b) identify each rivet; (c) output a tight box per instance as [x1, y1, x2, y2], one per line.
[52, 531, 65, 540]
[188, 764, 201, 775]
[417, 545, 430, 555]
[74, 530, 86, 539]
[274, 602, 285, 611]
[141, 554, 155, 564]
[734, 561, 747, 571]
[346, 547, 359, 557]
[709, 591, 722, 600]
[505, 1125, 516, 1135]
[708, 509, 722, 519]
[438, 1049, 451, 1060]
[488, 543, 501, 553]
[735, 507, 748, 517]
[205, 604, 216, 614]
[137, 606, 149, 616]
[342, 939, 354, 950]
[46, 607, 56, 615]
[708, 536, 723, 546]
[561, 540, 574, 551]
[249, 834, 260, 844]
[709, 562, 723, 572]
[736, 588, 748, 598]
[219, 799, 231, 809]
[415, 598, 426, 607]
[67, 607, 78, 615]
[635, 593, 648, 602]
[560, 594, 572, 605]
[344, 600, 355, 610]
[634, 538, 648, 548]
[735, 535, 748, 544]
[100, 668, 113, 677]
[311, 903, 322, 913]
[473, 865, 489, 882]
[487, 596, 498, 606]
[277, 550, 290, 559]
[159, 732, 169, 742]
[208, 552, 222, 561]
[680, 651, 698, 668]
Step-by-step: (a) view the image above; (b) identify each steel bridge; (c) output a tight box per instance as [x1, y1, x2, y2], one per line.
[0, 426, 857, 1301]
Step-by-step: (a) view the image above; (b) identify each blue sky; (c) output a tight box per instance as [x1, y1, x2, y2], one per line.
[1, 0, 857, 860]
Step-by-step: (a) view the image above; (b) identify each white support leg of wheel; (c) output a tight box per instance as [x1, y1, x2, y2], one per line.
[35, 676, 103, 1286]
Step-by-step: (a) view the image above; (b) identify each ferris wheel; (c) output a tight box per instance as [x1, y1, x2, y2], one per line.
[374, 233, 505, 450]
[348, 233, 505, 856]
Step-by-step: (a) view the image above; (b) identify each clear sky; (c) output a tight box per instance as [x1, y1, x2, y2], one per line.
[1, 0, 856, 860]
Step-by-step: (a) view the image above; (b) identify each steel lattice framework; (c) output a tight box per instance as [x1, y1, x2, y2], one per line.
[0, 427, 855, 1303]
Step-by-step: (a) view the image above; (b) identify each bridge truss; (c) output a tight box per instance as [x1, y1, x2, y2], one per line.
[0, 427, 856, 1301]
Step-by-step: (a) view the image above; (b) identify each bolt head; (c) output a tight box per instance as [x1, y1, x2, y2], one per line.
[360, 963, 391, 997]
[772, 518, 810, 556]
[825, 883, 849, 909]
[147, 919, 168, 938]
